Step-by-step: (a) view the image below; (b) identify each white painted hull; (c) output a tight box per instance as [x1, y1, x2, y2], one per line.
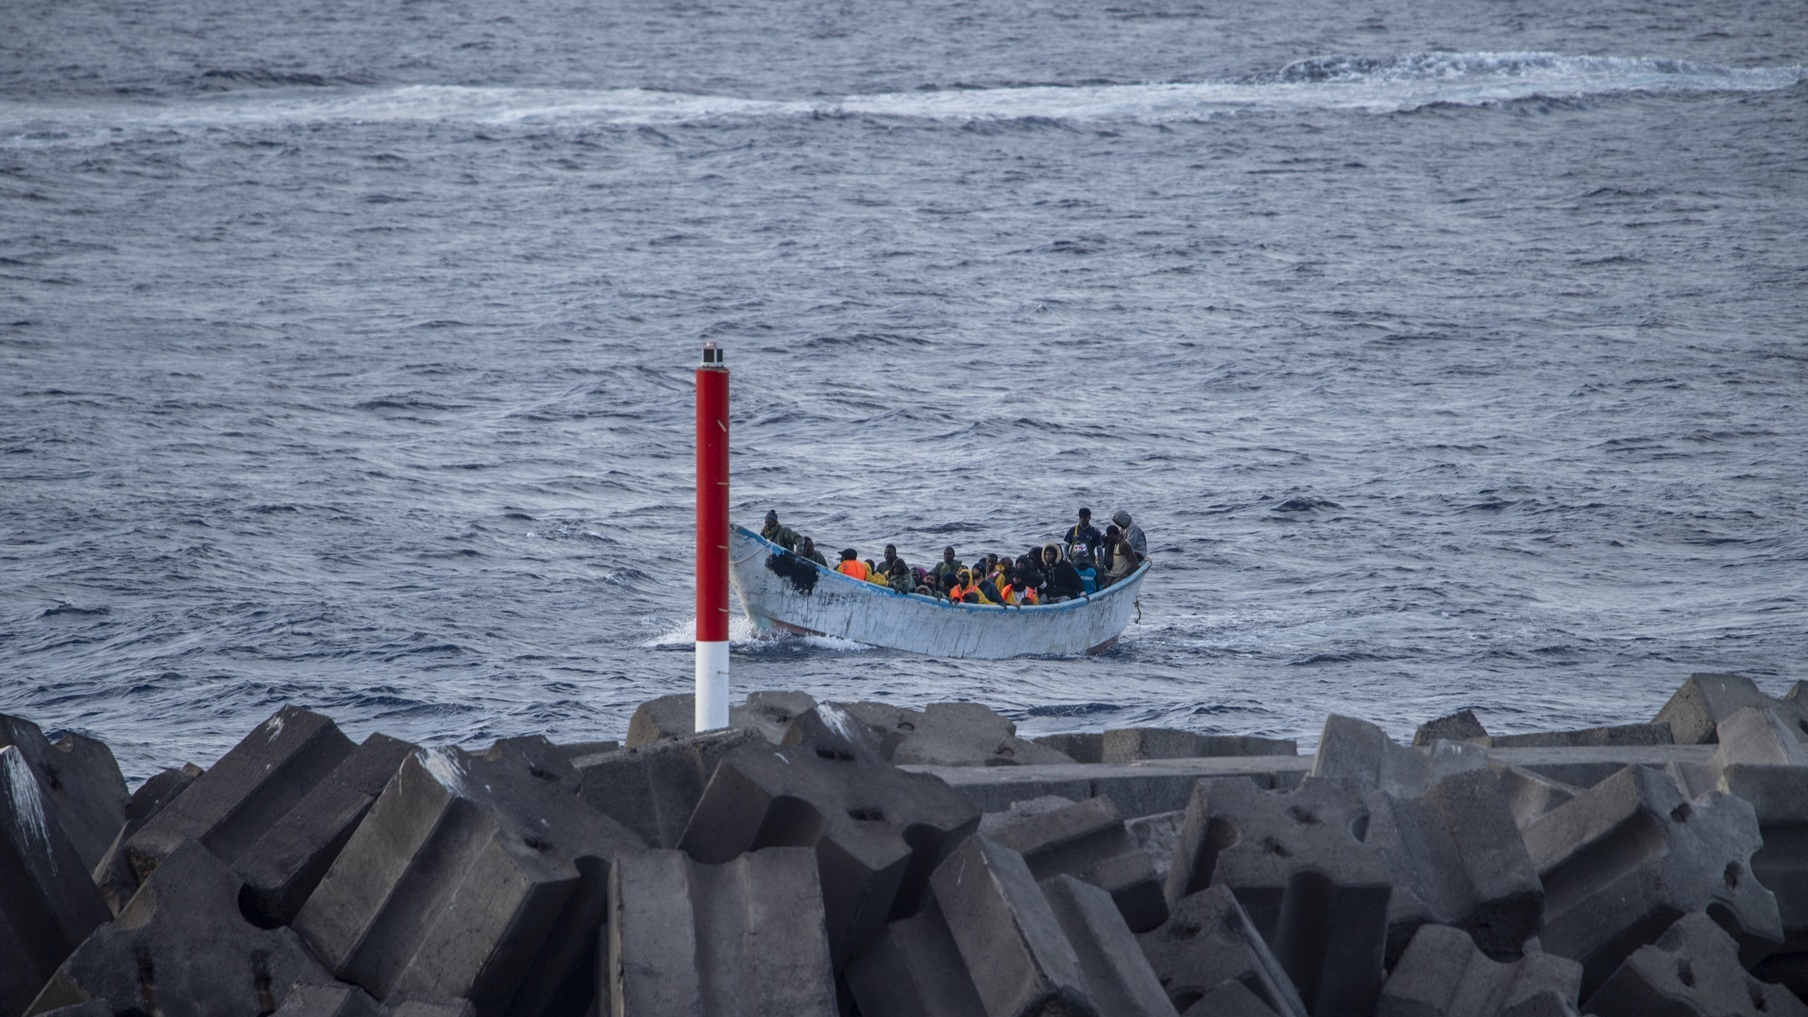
[729, 525, 1148, 659]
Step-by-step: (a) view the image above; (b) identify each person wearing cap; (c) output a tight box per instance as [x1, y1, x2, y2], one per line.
[1111, 510, 1147, 559]
[760, 510, 799, 552]
[1063, 507, 1104, 557]
[837, 548, 870, 581]
[798, 535, 827, 567]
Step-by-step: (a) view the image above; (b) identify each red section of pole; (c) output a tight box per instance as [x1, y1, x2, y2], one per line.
[695, 344, 730, 643]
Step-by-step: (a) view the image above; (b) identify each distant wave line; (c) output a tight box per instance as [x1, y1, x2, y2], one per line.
[2, 52, 1802, 139]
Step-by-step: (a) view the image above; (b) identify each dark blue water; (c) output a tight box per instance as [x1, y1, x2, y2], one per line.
[3, 0, 1805, 782]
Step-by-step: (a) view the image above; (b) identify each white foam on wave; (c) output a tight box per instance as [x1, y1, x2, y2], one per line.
[2, 52, 1799, 141]
[643, 614, 873, 652]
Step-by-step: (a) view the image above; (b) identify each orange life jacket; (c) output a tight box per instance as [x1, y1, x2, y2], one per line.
[839, 559, 869, 581]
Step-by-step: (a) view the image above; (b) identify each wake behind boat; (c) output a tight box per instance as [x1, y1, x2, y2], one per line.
[728, 524, 1149, 658]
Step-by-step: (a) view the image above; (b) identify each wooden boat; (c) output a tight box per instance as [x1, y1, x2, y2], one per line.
[728, 524, 1148, 658]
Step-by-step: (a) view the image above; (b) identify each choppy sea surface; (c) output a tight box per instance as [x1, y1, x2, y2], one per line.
[3, 0, 1805, 782]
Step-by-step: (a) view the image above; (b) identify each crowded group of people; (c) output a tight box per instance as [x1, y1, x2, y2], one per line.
[759, 507, 1148, 606]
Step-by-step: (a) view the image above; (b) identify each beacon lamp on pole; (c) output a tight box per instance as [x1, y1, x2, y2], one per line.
[694, 341, 730, 731]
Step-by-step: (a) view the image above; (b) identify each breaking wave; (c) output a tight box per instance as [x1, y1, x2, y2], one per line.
[3, 52, 1799, 141]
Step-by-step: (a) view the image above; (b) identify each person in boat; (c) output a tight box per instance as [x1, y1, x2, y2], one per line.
[887, 560, 914, 594]
[1071, 544, 1100, 594]
[1101, 537, 1141, 587]
[1001, 568, 1039, 606]
[864, 560, 890, 586]
[975, 569, 1004, 606]
[1014, 553, 1044, 596]
[760, 510, 800, 552]
[1040, 542, 1084, 602]
[838, 548, 870, 581]
[1099, 524, 1122, 573]
[878, 544, 903, 576]
[798, 535, 827, 567]
[930, 546, 961, 584]
[1063, 507, 1104, 557]
[1112, 510, 1148, 559]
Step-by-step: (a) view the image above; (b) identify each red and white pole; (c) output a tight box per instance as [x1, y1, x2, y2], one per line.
[694, 341, 730, 731]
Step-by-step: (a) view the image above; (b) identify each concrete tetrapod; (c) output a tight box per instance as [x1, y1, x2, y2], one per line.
[984, 795, 1169, 932]
[679, 705, 979, 969]
[1521, 764, 1782, 996]
[929, 835, 1173, 1017]
[1377, 924, 1582, 1017]
[608, 847, 836, 1017]
[1363, 767, 1545, 961]
[295, 738, 645, 1017]
[573, 728, 763, 848]
[237, 732, 419, 927]
[1137, 885, 1308, 1017]
[1104, 729, 1297, 763]
[1309, 715, 1491, 797]
[1, 745, 112, 1017]
[124, 705, 355, 883]
[26, 839, 334, 1016]
[844, 901, 988, 1017]
[0, 713, 128, 877]
[1655, 673, 1797, 746]
[1164, 776, 1392, 1017]
[1583, 911, 1808, 1017]
[90, 763, 203, 915]
[1710, 707, 1808, 991]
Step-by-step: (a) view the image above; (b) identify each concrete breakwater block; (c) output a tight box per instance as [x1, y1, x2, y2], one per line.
[1489, 764, 1580, 829]
[1710, 707, 1808, 992]
[1137, 885, 1308, 1017]
[0, 713, 129, 877]
[1412, 710, 1491, 747]
[1522, 763, 1782, 994]
[1364, 767, 1545, 961]
[845, 901, 989, 1017]
[90, 763, 203, 914]
[1311, 714, 1491, 797]
[930, 835, 1173, 1017]
[1377, 924, 1582, 1017]
[984, 795, 1169, 932]
[679, 705, 979, 969]
[1656, 672, 1802, 746]
[890, 702, 1076, 767]
[573, 728, 763, 848]
[1, 745, 112, 1017]
[238, 732, 419, 928]
[1583, 911, 1808, 1017]
[608, 847, 836, 1016]
[626, 691, 820, 747]
[26, 839, 333, 1016]
[905, 756, 1311, 819]
[1487, 724, 1673, 750]
[125, 705, 355, 883]
[1036, 732, 1105, 764]
[295, 737, 644, 1017]
[1164, 776, 1391, 1017]
[1104, 728, 1297, 764]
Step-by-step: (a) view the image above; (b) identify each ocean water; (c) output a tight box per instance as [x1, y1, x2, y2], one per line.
[2, 0, 1805, 782]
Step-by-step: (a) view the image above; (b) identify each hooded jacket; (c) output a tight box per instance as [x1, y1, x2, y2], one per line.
[1040, 542, 1084, 601]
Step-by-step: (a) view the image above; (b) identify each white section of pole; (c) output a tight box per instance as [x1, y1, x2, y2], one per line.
[694, 640, 730, 731]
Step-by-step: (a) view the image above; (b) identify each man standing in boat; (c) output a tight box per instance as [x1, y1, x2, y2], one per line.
[760, 510, 799, 552]
[1063, 507, 1104, 557]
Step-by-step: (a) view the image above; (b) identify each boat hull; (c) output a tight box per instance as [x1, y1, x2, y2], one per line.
[728, 525, 1147, 659]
